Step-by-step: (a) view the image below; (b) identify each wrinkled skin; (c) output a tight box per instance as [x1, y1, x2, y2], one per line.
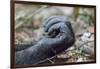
[15, 16, 75, 65]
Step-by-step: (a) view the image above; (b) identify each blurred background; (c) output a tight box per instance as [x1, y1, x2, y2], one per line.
[14, 3, 95, 64]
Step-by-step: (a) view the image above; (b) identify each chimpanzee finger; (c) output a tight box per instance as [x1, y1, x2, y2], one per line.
[43, 16, 68, 32]
[47, 23, 69, 38]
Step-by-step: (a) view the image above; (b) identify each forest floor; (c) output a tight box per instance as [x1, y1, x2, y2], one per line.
[15, 4, 95, 65]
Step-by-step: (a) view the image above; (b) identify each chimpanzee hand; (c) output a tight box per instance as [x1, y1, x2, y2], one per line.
[15, 16, 75, 65]
[40, 16, 75, 52]
[44, 16, 74, 36]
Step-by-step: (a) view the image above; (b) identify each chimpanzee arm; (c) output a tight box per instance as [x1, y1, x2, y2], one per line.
[15, 41, 37, 51]
[15, 22, 75, 65]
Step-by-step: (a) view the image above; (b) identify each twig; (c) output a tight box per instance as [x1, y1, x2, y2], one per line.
[78, 40, 94, 49]
[47, 58, 55, 64]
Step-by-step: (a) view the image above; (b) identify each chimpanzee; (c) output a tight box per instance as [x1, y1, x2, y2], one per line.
[15, 16, 75, 65]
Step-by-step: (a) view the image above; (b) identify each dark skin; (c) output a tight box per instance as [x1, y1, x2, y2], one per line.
[15, 16, 75, 65]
